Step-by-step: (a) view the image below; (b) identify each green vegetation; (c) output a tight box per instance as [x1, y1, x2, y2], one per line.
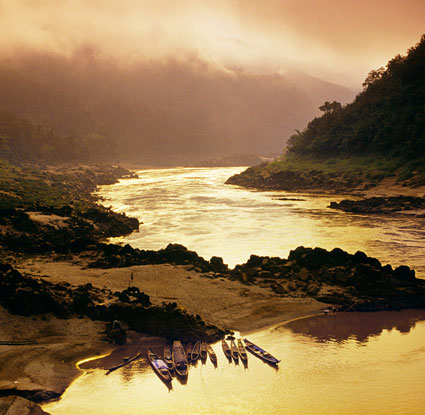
[228, 35, 425, 190]
[0, 111, 115, 162]
[287, 35, 425, 160]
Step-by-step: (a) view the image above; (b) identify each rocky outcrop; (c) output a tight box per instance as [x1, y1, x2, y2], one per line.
[89, 243, 228, 273]
[0, 262, 225, 342]
[202, 246, 425, 311]
[329, 195, 425, 214]
[225, 163, 364, 192]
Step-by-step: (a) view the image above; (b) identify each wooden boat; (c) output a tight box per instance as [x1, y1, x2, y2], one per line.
[191, 340, 201, 361]
[237, 339, 248, 361]
[147, 348, 173, 383]
[243, 338, 280, 365]
[221, 340, 231, 359]
[200, 341, 208, 360]
[163, 344, 174, 371]
[206, 343, 217, 365]
[186, 342, 193, 362]
[105, 352, 142, 373]
[230, 339, 239, 361]
[172, 340, 188, 376]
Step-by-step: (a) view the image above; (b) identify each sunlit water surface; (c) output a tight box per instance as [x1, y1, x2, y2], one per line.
[96, 167, 425, 276]
[45, 172, 425, 413]
[43, 310, 425, 415]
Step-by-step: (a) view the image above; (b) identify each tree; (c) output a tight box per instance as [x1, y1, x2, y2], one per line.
[319, 101, 342, 113]
[362, 67, 385, 89]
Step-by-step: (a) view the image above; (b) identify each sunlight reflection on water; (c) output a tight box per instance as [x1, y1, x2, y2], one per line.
[96, 167, 425, 277]
[43, 310, 425, 415]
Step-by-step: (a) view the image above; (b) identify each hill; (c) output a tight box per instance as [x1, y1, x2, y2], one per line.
[0, 50, 353, 163]
[227, 35, 425, 191]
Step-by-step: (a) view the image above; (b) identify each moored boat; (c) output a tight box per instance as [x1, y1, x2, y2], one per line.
[243, 338, 280, 365]
[206, 343, 217, 365]
[200, 341, 208, 360]
[230, 339, 239, 361]
[105, 352, 141, 373]
[237, 339, 248, 361]
[147, 348, 173, 383]
[172, 340, 188, 376]
[222, 340, 231, 359]
[163, 344, 174, 371]
[191, 340, 201, 361]
[186, 342, 193, 362]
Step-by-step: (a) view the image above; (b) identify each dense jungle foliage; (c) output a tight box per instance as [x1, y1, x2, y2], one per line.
[287, 35, 425, 160]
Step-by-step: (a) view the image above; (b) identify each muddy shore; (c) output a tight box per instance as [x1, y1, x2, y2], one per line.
[0, 260, 327, 414]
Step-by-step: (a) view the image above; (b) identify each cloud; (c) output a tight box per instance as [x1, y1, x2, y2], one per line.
[0, 0, 423, 87]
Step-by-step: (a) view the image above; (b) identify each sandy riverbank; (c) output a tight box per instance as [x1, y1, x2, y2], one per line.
[15, 259, 327, 332]
[0, 258, 328, 414]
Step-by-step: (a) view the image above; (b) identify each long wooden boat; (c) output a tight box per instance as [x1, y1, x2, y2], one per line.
[172, 340, 188, 376]
[243, 338, 280, 365]
[163, 344, 174, 371]
[186, 342, 193, 362]
[147, 348, 173, 383]
[105, 352, 142, 373]
[230, 339, 239, 361]
[191, 340, 201, 361]
[206, 343, 217, 365]
[237, 339, 248, 361]
[200, 341, 208, 360]
[221, 340, 231, 359]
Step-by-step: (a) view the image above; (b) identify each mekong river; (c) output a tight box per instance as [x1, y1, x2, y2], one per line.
[43, 167, 425, 415]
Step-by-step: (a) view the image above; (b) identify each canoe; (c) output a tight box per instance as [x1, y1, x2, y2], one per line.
[172, 340, 188, 376]
[163, 344, 174, 371]
[186, 342, 193, 362]
[237, 339, 248, 361]
[147, 348, 173, 383]
[200, 341, 208, 360]
[191, 340, 201, 361]
[206, 343, 217, 365]
[243, 338, 280, 365]
[230, 339, 239, 361]
[221, 340, 231, 359]
[105, 352, 142, 373]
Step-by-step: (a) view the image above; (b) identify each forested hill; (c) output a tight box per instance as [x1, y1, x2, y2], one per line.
[226, 35, 425, 191]
[287, 35, 425, 159]
[0, 51, 353, 164]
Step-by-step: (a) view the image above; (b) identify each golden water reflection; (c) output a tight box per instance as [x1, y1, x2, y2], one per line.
[44, 310, 425, 415]
[96, 167, 425, 277]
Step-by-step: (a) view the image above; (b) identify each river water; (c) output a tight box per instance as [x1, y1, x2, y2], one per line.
[42, 167, 425, 414]
[43, 310, 425, 415]
[96, 166, 425, 276]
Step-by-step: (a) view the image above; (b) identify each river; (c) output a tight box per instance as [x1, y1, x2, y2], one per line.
[43, 310, 425, 415]
[95, 166, 425, 276]
[42, 166, 425, 414]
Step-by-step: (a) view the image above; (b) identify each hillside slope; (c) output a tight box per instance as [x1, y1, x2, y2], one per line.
[227, 35, 425, 191]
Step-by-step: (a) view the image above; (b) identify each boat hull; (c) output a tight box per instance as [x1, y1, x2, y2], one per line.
[243, 338, 280, 365]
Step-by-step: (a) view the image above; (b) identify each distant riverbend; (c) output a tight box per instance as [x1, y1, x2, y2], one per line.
[97, 167, 425, 278]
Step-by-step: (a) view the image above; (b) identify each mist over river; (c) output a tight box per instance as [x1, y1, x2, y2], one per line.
[97, 167, 425, 278]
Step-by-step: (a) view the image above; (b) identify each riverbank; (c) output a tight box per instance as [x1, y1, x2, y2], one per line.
[225, 155, 425, 195]
[0, 257, 328, 414]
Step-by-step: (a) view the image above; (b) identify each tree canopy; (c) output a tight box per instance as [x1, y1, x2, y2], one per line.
[287, 34, 425, 160]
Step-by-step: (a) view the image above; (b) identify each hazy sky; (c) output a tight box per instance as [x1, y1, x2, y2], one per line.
[0, 0, 424, 87]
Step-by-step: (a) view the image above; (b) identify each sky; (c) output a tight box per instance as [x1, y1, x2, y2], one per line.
[0, 0, 424, 88]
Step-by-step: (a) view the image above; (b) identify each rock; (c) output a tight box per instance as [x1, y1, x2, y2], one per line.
[209, 256, 228, 272]
[393, 265, 415, 281]
[271, 283, 285, 294]
[1, 396, 50, 415]
[298, 268, 310, 281]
